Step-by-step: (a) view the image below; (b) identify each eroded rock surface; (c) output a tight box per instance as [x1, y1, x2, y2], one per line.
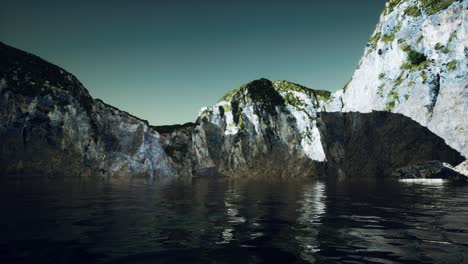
[392, 160, 468, 181]
[328, 0, 468, 157]
[192, 79, 330, 178]
[0, 42, 175, 178]
[316, 111, 464, 178]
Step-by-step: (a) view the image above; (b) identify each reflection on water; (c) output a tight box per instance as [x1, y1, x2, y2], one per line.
[400, 178, 446, 185]
[0, 177, 467, 263]
[296, 182, 326, 262]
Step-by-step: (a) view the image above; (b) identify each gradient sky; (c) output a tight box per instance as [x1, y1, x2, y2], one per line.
[1, 0, 384, 125]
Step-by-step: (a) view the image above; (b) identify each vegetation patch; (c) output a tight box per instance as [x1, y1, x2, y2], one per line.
[385, 0, 404, 15]
[314, 90, 332, 103]
[382, 24, 401, 44]
[449, 32, 457, 42]
[420, 71, 428, 83]
[417, 35, 424, 44]
[379, 73, 386, 80]
[385, 90, 399, 111]
[447, 60, 457, 71]
[421, 0, 459, 15]
[408, 80, 416, 87]
[237, 115, 245, 129]
[401, 49, 429, 71]
[284, 93, 305, 108]
[404, 6, 422, 17]
[368, 32, 381, 49]
[401, 44, 412, 52]
[434, 43, 451, 54]
[219, 86, 242, 102]
[274, 80, 331, 104]
[343, 79, 352, 93]
[378, 84, 386, 97]
[395, 71, 406, 86]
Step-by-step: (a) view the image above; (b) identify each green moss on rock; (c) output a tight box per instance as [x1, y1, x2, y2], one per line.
[420, 71, 428, 83]
[395, 71, 406, 86]
[274, 80, 331, 104]
[447, 60, 457, 71]
[382, 24, 401, 44]
[385, 90, 399, 111]
[382, 33, 396, 43]
[284, 93, 305, 107]
[404, 5, 422, 17]
[435, 43, 451, 54]
[401, 49, 429, 71]
[421, 0, 459, 15]
[219, 86, 242, 102]
[417, 35, 424, 44]
[385, 0, 404, 15]
[401, 44, 412, 52]
[449, 32, 457, 42]
[222, 104, 231, 112]
[368, 32, 381, 49]
[343, 79, 352, 93]
[378, 84, 386, 97]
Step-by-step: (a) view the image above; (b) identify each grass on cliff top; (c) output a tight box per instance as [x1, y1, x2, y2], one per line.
[386, 0, 458, 16]
[421, 0, 460, 15]
[385, 0, 404, 15]
[368, 32, 381, 49]
[218, 79, 332, 106]
[218, 85, 244, 102]
[404, 5, 422, 17]
[274, 80, 332, 102]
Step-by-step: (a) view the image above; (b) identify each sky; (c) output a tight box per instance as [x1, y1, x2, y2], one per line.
[1, 0, 385, 125]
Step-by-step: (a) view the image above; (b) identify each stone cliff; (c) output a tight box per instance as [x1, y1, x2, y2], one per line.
[1, 0, 466, 179]
[0, 42, 176, 178]
[328, 0, 467, 157]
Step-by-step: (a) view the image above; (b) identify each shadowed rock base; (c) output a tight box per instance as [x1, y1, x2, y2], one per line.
[316, 111, 465, 179]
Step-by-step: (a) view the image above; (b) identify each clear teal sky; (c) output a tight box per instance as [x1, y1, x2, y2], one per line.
[1, 0, 384, 125]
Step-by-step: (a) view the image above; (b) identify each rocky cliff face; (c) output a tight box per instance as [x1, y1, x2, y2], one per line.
[316, 111, 464, 178]
[190, 78, 464, 178]
[154, 123, 196, 178]
[0, 42, 176, 179]
[328, 0, 467, 157]
[191, 79, 331, 178]
[1, 0, 466, 180]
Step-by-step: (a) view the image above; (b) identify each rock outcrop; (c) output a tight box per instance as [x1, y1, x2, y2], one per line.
[190, 79, 463, 178]
[316, 111, 464, 178]
[452, 160, 468, 177]
[192, 79, 330, 178]
[392, 160, 468, 181]
[154, 123, 196, 178]
[328, 0, 467, 157]
[0, 42, 176, 178]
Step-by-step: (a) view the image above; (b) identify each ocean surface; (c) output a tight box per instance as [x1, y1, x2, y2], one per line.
[1, 176, 467, 263]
